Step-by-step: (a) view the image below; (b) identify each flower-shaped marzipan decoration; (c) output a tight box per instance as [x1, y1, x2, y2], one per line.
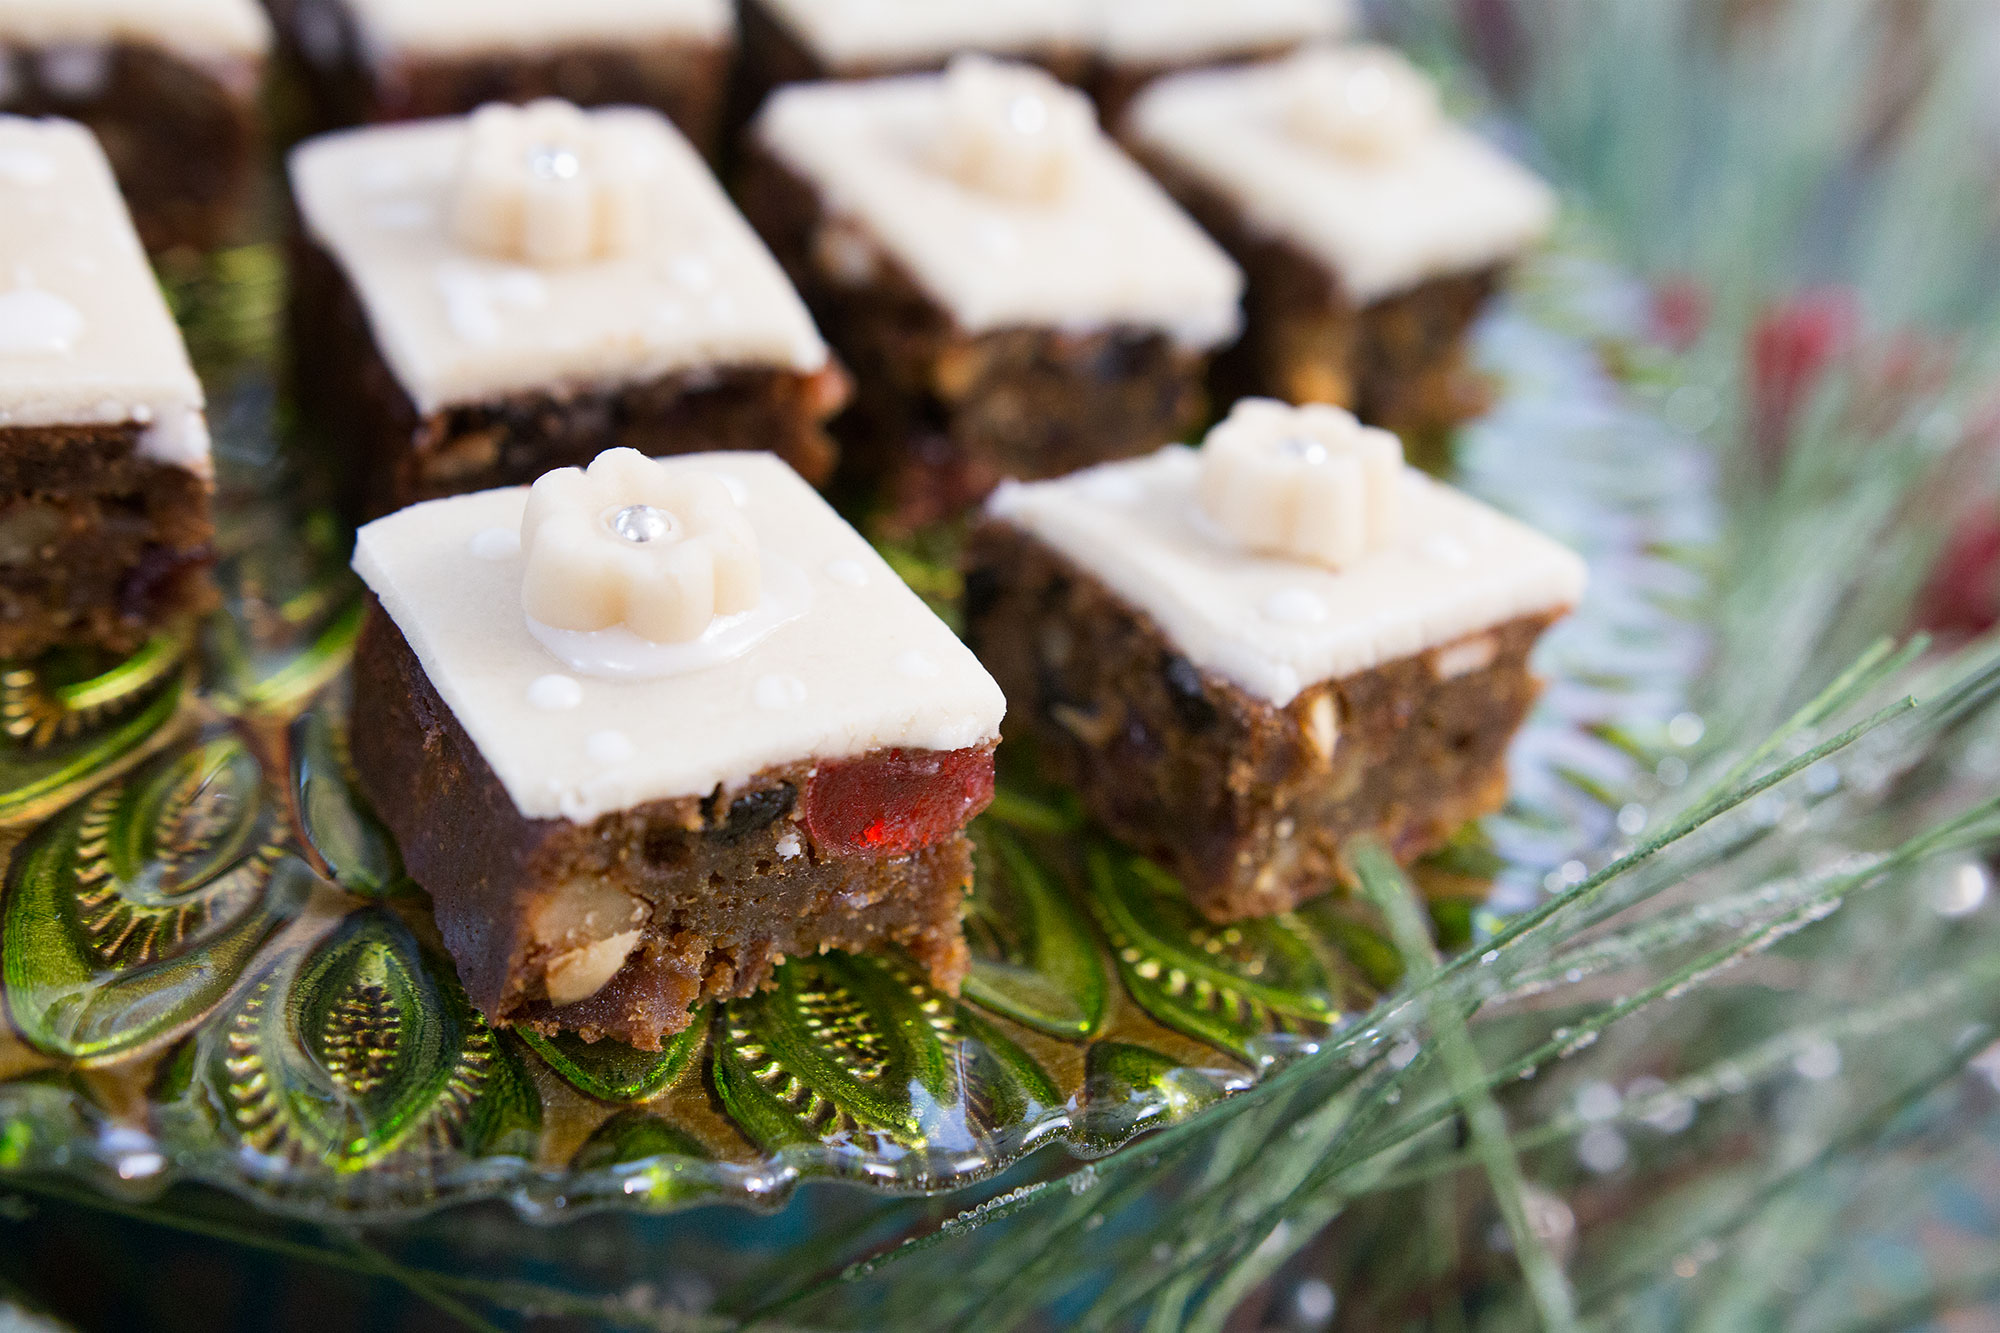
[1285, 46, 1443, 161]
[521, 448, 761, 644]
[931, 54, 1097, 202]
[1198, 399, 1405, 570]
[451, 98, 664, 267]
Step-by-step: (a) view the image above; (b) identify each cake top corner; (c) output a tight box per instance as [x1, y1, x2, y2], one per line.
[289, 102, 829, 414]
[353, 450, 1006, 824]
[985, 401, 1586, 704]
[1126, 44, 1558, 303]
[755, 61, 1244, 347]
[0, 115, 210, 473]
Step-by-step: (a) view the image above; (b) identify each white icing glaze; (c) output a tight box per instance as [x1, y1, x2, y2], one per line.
[756, 71, 1243, 347]
[352, 453, 1006, 823]
[986, 445, 1586, 705]
[0, 117, 211, 476]
[824, 557, 869, 587]
[0, 0, 271, 61]
[1125, 47, 1558, 304]
[337, 0, 729, 61]
[527, 674, 583, 710]
[0, 287, 84, 354]
[469, 527, 521, 560]
[585, 729, 635, 764]
[290, 107, 830, 414]
[0, 144, 54, 184]
[754, 673, 808, 710]
[1094, 0, 1354, 65]
[756, 0, 1086, 71]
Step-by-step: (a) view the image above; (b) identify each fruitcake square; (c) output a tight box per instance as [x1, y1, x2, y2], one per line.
[965, 400, 1585, 921]
[289, 99, 847, 517]
[741, 56, 1243, 527]
[1124, 47, 1556, 449]
[0, 0, 269, 251]
[269, 0, 734, 159]
[350, 449, 1006, 1048]
[0, 116, 216, 659]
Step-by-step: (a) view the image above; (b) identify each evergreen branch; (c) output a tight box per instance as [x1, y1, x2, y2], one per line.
[1353, 840, 1583, 1333]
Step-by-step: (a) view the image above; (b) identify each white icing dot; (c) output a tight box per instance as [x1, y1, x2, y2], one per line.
[586, 729, 636, 764]
[0, 288, 85, 355]
[897, 650, 942, 679]
[707, 292, 738, 323]
[775, 831, 803, 860]
[824, 558, 869, 588]
[527, 674, 583, 711]
[469, 527, 521, 560]
[1423, 534, 1472, 567]
[754, 674, 808, 710]
[1261, 588, 1328, 625]
[671, 255, 713, 290]
[0, 146, 55, 186]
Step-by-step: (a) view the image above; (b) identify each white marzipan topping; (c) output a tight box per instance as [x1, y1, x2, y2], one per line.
[0, 116, 211, 476]
[291, 107, 830, 413]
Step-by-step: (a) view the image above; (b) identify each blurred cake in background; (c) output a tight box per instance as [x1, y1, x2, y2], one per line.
[742, 56, 1242, 530]
[0, 116, 217, 658]
[1125, 46, 1556, 452]
[737, 0, 1090, 127]
[1088, 0, 1355, 124]
[267, 0, 734, 159]
[0, 0, 269, 251]
[287, 98, 846, 517]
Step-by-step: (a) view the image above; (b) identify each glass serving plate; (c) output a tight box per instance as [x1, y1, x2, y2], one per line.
[0, 242, 1712, 1223]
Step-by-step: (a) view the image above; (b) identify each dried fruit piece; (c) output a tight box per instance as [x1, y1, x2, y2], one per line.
[804, 748, 996, 857]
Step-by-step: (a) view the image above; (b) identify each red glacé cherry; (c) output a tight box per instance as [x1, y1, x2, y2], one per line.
[803, 748, 996, 857]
